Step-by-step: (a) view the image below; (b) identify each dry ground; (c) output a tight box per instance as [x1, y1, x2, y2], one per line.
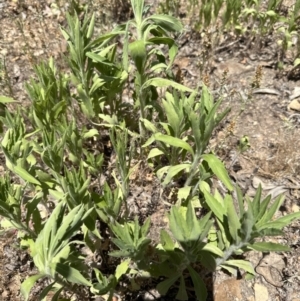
[0, 0, 300, 300]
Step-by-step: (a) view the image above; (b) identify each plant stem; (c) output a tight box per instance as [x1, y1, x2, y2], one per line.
[184, 154, 201, 187]
[215, 241, 248, 267]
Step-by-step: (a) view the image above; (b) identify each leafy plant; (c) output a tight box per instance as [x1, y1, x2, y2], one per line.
[0, 1, 299, 301]
[21, 203, 93, 301]
[143, 86, 231, 200]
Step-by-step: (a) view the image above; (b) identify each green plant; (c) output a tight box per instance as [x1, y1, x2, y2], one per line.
[0, 1, 300, 301]
[276, 0, 300, 67]
[158, 0, 181, 17]
[21, 203, 93, 300]
[143, 86, 232, 200]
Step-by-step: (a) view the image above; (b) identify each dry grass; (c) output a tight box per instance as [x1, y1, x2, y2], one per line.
[257, 128, 300, 179]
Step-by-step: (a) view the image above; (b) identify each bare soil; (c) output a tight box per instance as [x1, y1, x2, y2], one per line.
[0, 1, 300, 300]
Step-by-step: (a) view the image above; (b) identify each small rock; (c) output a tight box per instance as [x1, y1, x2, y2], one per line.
[254, 284, 268, 301]
[292, 204, 300, 212]
[256, 253, 285, 287]
[289, 87, 300, 100]
[214, 278, 254, 301]
[288, 99, 300, 111]
[143, 289, 161, 300]
[214, 278, 242, 301]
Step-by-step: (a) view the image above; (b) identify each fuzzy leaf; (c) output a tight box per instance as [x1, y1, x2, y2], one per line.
[272, 212, 300, 226]
[21, 274, 45, 301]
[258, 194, 284, 225]
[160, 229, 175, 251]
[83, 129, 99, 139]
[51, 263, 91, 286]
[222, 260, 255, 275]
[157, 274, 180, 295]
[187, 266, 207, 301]
[142, 78, 193, 92]
[240, 209, 255, 241]
[249, 242, 290, 252]
[0, 96, 16, 103]
[202, 243, 223, 257]
[176, 275, 188, 300]
[251, 184, 262, 217]
[129, 40, 146, 73]
[226, 194, 241, 243]
[154, 133, 194, 155]
[169, 206, 186, 242]
[202, 154, 233, 191]
[3, 152, 40, 185]
[200, 183, 225, 222]
[115, 259, 130, 280]
[163, 164, 190, 186]
[147, 148, 164, 159]
[86, 13, 95, 39]
[141, 118, 158, 133]
[146, 14, 183, 32]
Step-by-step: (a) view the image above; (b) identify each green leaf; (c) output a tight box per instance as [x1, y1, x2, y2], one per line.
[186, 201, 200, 241]
[115, 259, 130, 280]
[51, 263, 91, 286]
[86, 13, 95, 39]
[154, 133, 194, 155]
[257, 194, 284, 226]
[202, 154, 233, 191]
[146, 14, 183, 32]
[21, 274, 45, 301]
[39, 282, 57, 300]
[176, 275, 188, 300]
[0, 96, 16, 103]
[12, 165, 41, 185]
[51, 286, 64, 301]
[240, 209, 255, 241]
[129, 40, 147, 73]
[200, 182, 225, 222]
[131, 0, 145, 24]
[202, 243, 224, 257]
[49, 205, 86, 257]
[178, 186, 192, 202]
[147, 37, 175, 47]
[257, 221, 286, 230]
[271, 211, 300, 226]
[142, 78, 193, 93]
[198, 251, 217, 271]
[226, 194, 241, 242]
[160, 229, 175, 251]
[169, 206, 186, 242]
[157, 274, 180, 295]
[249, 242, 290, 252]
[187, 266, 207, 301]
[83, 129, 99, 139]
[256, 194, 272, 222]
[222, 260, 255, 275]
[220, 264, 238, 276]
[251, 184, 262, 217]
[141, 217, 151, 237]
[163, 164, 190, 186]
[141, 118, 158, 133]
[236, 185, 245, 218]
[147, 148, 164, 159]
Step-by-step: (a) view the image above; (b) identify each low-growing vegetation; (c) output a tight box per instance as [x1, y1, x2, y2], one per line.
[0, 0, 300, 300]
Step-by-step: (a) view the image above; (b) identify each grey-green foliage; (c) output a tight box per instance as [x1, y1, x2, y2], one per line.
[61, 9, 127, 119]
[151, 184, 300, 299]
[143, 86, 231, 199]
[0, 0, 300, 301]
[25, 58, 70, 130]
[20, 203, 94, 301]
